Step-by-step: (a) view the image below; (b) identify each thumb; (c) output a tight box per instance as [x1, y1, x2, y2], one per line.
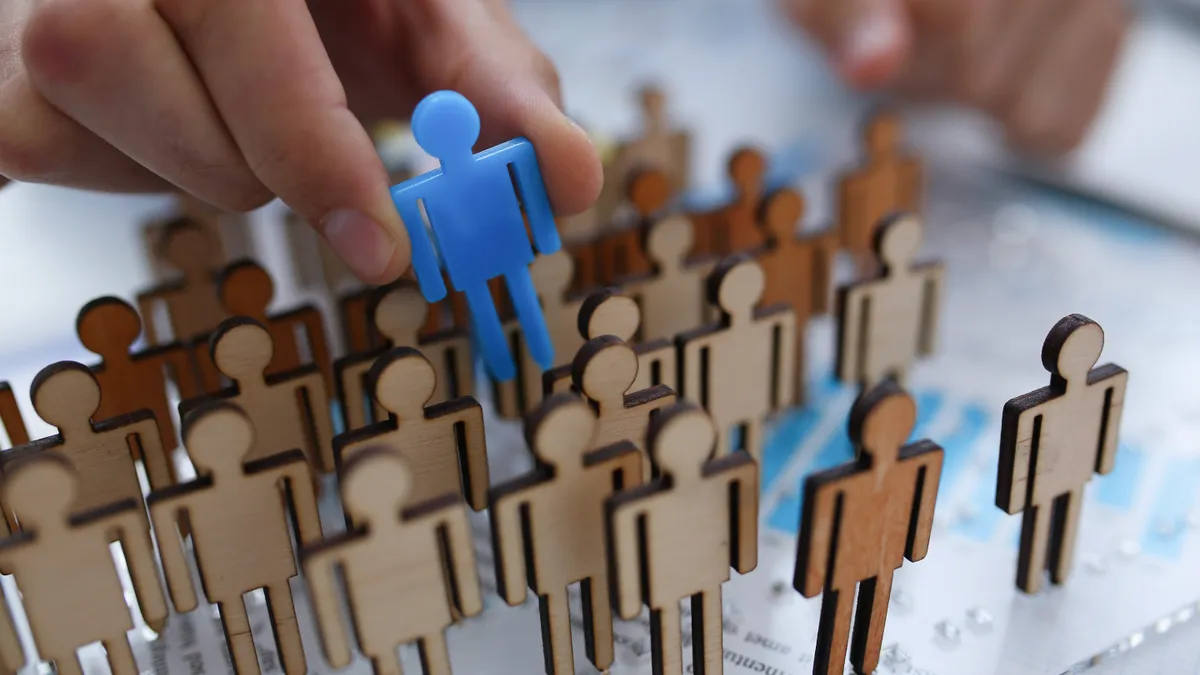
[784, 0, 912, 89]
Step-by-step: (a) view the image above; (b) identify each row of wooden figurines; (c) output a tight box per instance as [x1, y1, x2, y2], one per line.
[0, 358, 949, 675]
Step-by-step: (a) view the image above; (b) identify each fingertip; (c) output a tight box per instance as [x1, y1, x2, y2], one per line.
[541, 115, 603, 216]
[837, 11, 911, 89]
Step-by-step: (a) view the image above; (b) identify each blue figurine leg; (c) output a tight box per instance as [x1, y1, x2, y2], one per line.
[504, 266, 555, 371]
[463, 282, 516, 381]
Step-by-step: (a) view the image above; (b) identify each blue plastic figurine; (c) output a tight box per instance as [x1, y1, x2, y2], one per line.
[391, 90, 561, 382]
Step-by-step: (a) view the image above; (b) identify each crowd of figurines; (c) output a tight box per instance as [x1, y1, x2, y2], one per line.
[0, 86, 1129, 675]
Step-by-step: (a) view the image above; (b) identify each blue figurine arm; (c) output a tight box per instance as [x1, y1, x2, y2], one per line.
[391, 178, 447, 302]
[507, 139, 560, 255]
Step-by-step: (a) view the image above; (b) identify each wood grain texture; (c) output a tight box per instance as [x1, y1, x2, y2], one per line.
[140, 196, 252, 282]
[794, 383, 943, 675]
[997, 314, 1127, 594]
[689, 147, 767, 257]
[181, 318, 336, 473]
[621, 215, 716, 343]
[0, 362, 167, 531]
[335, 284, 473, 434]
[678, 255, 796, 460]
[607, 403, 757, 675]
[489, 395, 644, 674]
[0, 383, 28, 449]
[0, 454, 166, 675]
[334, 348, 489, 513]
[136, 216, 229, 345]
[149, 403, 322, 675]
[302, 448, 482, 675]
[835, 214, 943, 391]
[77, 296, 198, 460]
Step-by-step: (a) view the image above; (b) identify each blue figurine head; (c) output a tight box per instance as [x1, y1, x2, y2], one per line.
[412, 90, 481, 161]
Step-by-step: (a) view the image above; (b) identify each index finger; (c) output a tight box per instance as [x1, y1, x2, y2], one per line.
[155, 0, 409, 283]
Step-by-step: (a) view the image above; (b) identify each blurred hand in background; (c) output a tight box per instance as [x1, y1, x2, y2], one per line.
[0, 0, 602, 284]
[784, 0, 1130, 155]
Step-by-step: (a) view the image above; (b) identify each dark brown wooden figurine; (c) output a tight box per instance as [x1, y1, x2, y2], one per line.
[794, 383, 943, 675]
[490, 395, 644, 674]
[608, 403, 758, 675]
[136, 216, 229, 345]
[998, 314, 1127, 594]
[303, 448, 482, 675]
[149, 403, 322, 675]
[0, 383, 28, 449]
[0, 454, 167, 675]
[691, 147, 768, 257]
[334, 347, 488, 512]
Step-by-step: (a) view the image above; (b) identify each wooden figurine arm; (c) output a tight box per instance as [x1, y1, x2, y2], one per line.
[486, 491, 531, 607]
[299, 308, 334, 392]
[449, 402, 490, 512]
[301, 548, 354, 669]
[449, 338, 476, 399]
[301, 380, 337, 474]
[135, 293, 165, 345]
[809, 231, 837, 315]
[835, 286, 864, 383]
[607, 444, 645, 490]
[996, 402, 1041, 515]
[0, 584, 24, 675]
[680, 338, 706, 404]
[114, 511, 168, 631]
[793, 481, 838, 599]
[281, 464, 324, 546]
[443, 506, 484, 617]
[836, 178, 865, 249]
[148, 501, 199, 612]
[334, 356, 373, 433]
[729, 460, 759, 574]
[903, 443, 944, 563]
[156, 344, 203, 401]
[0, 385, 28, 447]
[918, 267, 944, 357]
[130, 421, 173, 492]
[772, 311, 798, 410]
[1095, 368, 1129, 475]
[607, 500, 645, 620]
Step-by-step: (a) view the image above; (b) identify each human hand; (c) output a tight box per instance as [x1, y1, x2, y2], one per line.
[783, 0, 1130, 154]
[0, 0, 601, 284]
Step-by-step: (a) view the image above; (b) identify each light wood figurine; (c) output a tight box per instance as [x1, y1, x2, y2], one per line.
[136, 216, 229, 345]
[303, 448, 482, 675]
[608, 403, 758, 675]
[335, 284, 473, 433]
[678, 255, 796, 459]
[490, 394, 644, 674]
[181, 317, 336, 473]
[149, 402, 322, 675]
[0, 453, 167, 675]
[1, 362, 168, 530]
[334, 347, 488, 513]
[998, 314, 1128, 594]
[623, 214, 715, 342]
[794, 383, 943, 675]
[0, 383, 28, 449]
[835, 213, 942, 390]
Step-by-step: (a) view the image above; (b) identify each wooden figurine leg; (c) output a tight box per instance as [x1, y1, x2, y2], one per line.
[265, 583, 306, 675]
[581, 577, 615, 671]
[52, 653, 83, 675]
[417, 632, 452, 675]
[715, 421, 732, 457]
[812, 588, 854, 675]
[650, 603, 684, 675]
[690, 588, 724, 675]
[745, 420, 764, 463]
[1016, 502, 1053, 594]
[219, 600, 262, 675]
[849, 572, 894, 675]
[537, 592, 575, 674]
[104, 637, 139, 675]
[1048, 490, 1084, 586]
[372, 648, 406, 675]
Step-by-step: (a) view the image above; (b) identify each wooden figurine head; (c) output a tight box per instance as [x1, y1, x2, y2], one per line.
[372, 284, 428, 344]
[181, 401, 255, 477]
[1041, 314, 1105, 389]
[577, 289, 640, 343]
[645, 215, 693, 270]
[847, 382, 916, 473]
[77, 297, 142, 359]
[523, 394, 597, 470]
[872, 213, 923, 272]
[31, 362, 101, 434]
[628, 169, 671, 219]
[728, 148, 766, 201]
[706, 255, 765, 324]
[367, 347, 437, 420]
[159, 217, 220, 276]
[572, 336, 639, 408]
[531, 250, 575, 301]
[864, 111, 902, 158]
[340, 447, 412, 525]
[758, 188, 805, 245]
[210, 317, 274, 383]
[219, 260, 275, 318]
[2, 454, 78, 533]
[646, 403, 715, 482]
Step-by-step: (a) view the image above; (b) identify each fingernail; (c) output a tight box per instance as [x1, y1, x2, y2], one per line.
[322, 209, 396, 279]
[843, 12, 903, 67]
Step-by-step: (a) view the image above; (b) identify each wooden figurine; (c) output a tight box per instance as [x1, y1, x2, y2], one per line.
[794, 383, 943, 675]
[607, 403, 758, 675]
[615, 84, 691, 195]
[182, 317, 336, 473]
[997, 314, 1128, 594]
[678, 255, 796, 459]
[594, 169, 672, 285]
[0, 453, 167, 675]
[838, 110, 922, 271]
[333, 347, 488, 512]
[490, 394, 644, 674]
[136, 216, 229, 345]
[543, 288, 677, 395]
[754, 188, 837, 404]
[509, 251, 589, 414]
[141, 194, 253, 282]
[216, 259, 334, 389]
[338, 274, 451, 355]
[149, 402, 322, 675]
[335, 284, 474, 433]
[77, 296, 200, 460]
[303, 448, 482, 675]
[1, 362, 168, 530]
[623, 214, 715, 342]
[690, 147, 768, 257]
[0, 383, 28, 449]
[835, 213, 943, 390]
